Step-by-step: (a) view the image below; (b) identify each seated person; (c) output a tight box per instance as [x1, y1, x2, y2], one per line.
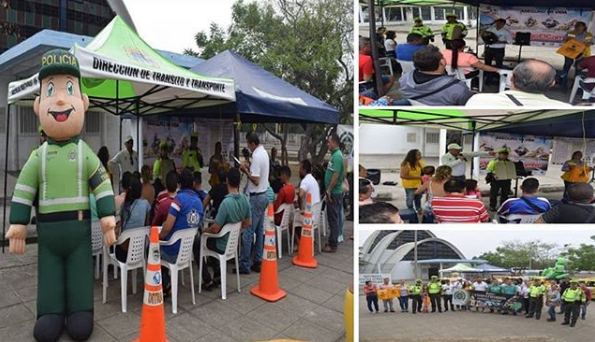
[442, 39, 500, 75]
[359, 36, 395, 96]
[431, 179, 490, 223]
[116, 177, 151, 262]
[159, 169, 204, 294]
[576, 55, 595, 93]
[399, 45, 474, 105]
[270, 165, 283, 194]
[536, 183, 595, 223]
[194, 168, 251, 291]
[193, 171, 208, 202]
[359, 202, 403, 224]
[202, 167, 229, 218]
[497, 178, 551, 222]
[359, 178, 374, 206]
[114, 171, 133, 214]
[395, 33, 425, 61]
[140, 165, 155, 207]
[152, 171, 178, 226]
[273, 166, 296, 225]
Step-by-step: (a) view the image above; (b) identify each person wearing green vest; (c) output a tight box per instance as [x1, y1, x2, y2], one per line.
[410, 17, 434, 45]
[487, 148, 517, 211]
[409, 279, 423, 314]
[153, 141, 176, 182]
[562, 281, 586, 327]
[428, 275, 443, 313]
[323, 132, 344, 253]
[526, 278, 547, 320]
[501, 278, 520, 315]
[181, 132, 204, 172]
[441, 13, 467, 49]
[6, 49, 116, 342]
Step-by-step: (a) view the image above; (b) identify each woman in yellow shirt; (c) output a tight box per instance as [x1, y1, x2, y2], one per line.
[400, 149, 425, 213]
[561, 151, 593, 200]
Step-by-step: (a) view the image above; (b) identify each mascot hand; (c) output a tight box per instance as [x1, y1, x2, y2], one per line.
[6, 224, 27, 255]
[100, 216, 117, 247]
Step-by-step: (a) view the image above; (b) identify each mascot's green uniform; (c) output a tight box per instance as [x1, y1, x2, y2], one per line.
[7, 49, 117, 342]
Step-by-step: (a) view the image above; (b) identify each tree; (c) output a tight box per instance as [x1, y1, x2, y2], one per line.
[474, 240, 559, 270]
[560, 236, 595, 271]
[185, 0, 353, 166]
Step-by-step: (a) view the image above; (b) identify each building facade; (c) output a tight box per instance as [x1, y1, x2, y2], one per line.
[358, 3, 477, 27]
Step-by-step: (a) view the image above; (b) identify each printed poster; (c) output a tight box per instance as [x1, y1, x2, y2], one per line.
[479, 6, 595, 46]
[478, 132, 552, 175]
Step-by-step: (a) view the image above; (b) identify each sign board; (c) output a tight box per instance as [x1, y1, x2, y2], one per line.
[552, 137, 595, 165]
[479, 132, 552, 175]
[452, 290, 472, 306]
[359, 274, 391, 285]
[479, 6, 595, 47]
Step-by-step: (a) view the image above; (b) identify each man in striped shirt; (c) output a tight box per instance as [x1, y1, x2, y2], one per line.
[431, 179, 490, 223]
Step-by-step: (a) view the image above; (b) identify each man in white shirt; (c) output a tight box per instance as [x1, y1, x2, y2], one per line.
[238, 132, 270, 274]
[108, 135, 138, 189]
[484, 19, 512, 69]
[473, 278, 488, 292]
[298, 159, 320, 209]
[466, 60, 572, 107]
[440, 143, 494, 182]
[442, 279, 455, 312]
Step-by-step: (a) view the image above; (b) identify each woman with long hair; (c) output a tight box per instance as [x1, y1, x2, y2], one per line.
[561, 150, 593, 199]
[97, 146, 112, 188]
[442, 39, 500, 74]
[400, 149, 425, 213]
[208, 141, 224, 187]
[415, 165, 452, 222]
[140, 165, 155, 206]
[116, 177, 151, 262]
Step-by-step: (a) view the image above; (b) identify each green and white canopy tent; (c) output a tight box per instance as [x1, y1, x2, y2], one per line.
[7, 16, 236, 113]
[439, 263, 483, 278]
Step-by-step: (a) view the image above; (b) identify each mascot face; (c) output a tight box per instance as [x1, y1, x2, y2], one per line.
[33, 49, 89, 142]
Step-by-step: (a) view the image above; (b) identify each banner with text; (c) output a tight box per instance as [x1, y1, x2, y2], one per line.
[479, 6, 595, 46]
[479, 132, 552, 175]
[359, 274, 391, 285]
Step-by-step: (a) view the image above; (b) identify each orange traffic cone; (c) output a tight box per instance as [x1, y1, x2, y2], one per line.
[251, 204, 286, 302]
[293, 192, 317, 268]
[132, 226, 169, 342]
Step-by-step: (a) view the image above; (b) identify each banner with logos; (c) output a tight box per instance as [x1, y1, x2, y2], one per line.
[359, 274, 391, 285]
[479, 6, 595, 46]
[479, 132, 552, 175]
[452, 290, 472, 306]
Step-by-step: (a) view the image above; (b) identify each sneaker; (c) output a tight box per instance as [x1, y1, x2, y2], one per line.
[384, 309, 388, 313]
[581, 316, 586, 320]
[322, 245, 337, 253]
[561, 322, 569, 325]
[390, 310, 395, 313]
[547, 318, 555, 322]
[251, 264, 261, 273]
[570, 323, 576, 327]
[338, 235, 344, 243]
[233, 268, 250, 275]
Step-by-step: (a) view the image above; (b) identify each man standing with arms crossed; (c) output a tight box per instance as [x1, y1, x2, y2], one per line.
[239, 132, 269, 273]
[428, 275, 443, 313]
[323, 132, 344, 253]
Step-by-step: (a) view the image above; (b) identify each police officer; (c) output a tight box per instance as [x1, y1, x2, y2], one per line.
[526, 278, 546, 319]
[410, 17, 434, 45]
[562, 281, 586, 327]
[487, 148, 517, 211]
[182, 132, 204, 172]
[153, 141, 176, 182]
[409, 279, 423, 314]
[7, 49, 116, 342]
[441, 13, 467, 49]
[428, 275, 443, 313]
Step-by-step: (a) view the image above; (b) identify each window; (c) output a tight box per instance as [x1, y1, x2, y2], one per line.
[385, 6, 403, 22]
[435, 8, 445, 21]
[421, 7, 431, 21]
[367, 230, 394, 253]
[426, 132, 440, 144]
[0, 107, 5, 133]
[18, 106, 37, 134]
[402, 241, 461, 261]
[386, 231, 433, 250]
[407, 132, 417, 143]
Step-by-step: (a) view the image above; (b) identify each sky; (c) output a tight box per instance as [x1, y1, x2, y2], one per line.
[359, 229, 595, 259]
[121, 0, 266, 54]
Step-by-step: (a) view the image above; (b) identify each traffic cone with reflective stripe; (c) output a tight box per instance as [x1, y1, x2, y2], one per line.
[293, 192, 317, 268]
[251, 204, 286, 302]
[132, 226, 169, 342]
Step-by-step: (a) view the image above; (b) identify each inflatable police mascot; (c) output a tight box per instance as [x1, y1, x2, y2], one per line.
[6, 49, 116, 342]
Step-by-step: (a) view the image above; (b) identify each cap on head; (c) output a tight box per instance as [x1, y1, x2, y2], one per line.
[191, 132, 199, 139]
[159, 141, 169, 149]
[414, 17, 422, 22]
[416, 279, 422, 282]
[431, 275, 438, 280]
[446, 13, 457, 18]
[448, 143, 462, 150]
[125, 135, 134, 143]
[497, 147, 510, 154]
[570, 280, 579, 285]
[39, 49, 80, 81]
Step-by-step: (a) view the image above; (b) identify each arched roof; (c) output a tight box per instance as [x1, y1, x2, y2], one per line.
[362, 231, 438, 271]
[382, 238, 466, 272]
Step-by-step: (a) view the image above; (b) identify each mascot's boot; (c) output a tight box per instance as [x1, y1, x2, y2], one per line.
[66, 311, 94, 341]
[33, 313, 65, 342]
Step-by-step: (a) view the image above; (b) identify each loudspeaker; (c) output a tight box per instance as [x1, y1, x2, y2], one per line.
[514, 32, 531, 46]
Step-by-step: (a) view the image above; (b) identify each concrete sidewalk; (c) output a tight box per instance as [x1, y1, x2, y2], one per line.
[0, 222, 353, 342]
[359, 294, 594, 342]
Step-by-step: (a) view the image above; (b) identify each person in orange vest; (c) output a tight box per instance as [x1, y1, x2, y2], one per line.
[378, 278, 396, 313]
[561, 151, 593, 200]
[364, 281, 380, 313]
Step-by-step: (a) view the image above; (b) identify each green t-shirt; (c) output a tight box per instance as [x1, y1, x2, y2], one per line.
[325, 148, 344, 195]
[488, 284, 502, 294]
[501, 284, 518, 296]
[213, 192, 251, 251]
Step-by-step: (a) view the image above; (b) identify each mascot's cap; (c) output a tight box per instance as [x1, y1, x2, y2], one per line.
[414, 17, 422, 22]
[446, 12, 457, 18]
[39, 49, 80, 81]
[159, 141, 169, 148]
[190, 132, 199, 139]
[497, 147, 510, 154]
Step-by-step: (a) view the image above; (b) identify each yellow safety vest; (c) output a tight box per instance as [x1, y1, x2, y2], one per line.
[567, 30, 593, 57]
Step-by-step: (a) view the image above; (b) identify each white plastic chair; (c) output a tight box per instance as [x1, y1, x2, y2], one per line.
[91, 221, 104, 280]
[569, 74, 595, 104]
[274, 203, 294, 258]
[446, 66, 484, 92]
[320, 199, 328, 237]
[159, 227, 198, 314]
[498, 69, 513, 92]
[290, 201, 323, 255]
[198, 222, 242, 300]
[102, 226, 150, 313]
[498, 214, 542, 224]
[379, 57, 394, 76]
[397, 60, 415, 74]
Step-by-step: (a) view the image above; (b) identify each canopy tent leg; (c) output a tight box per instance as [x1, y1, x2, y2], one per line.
[2, 104, 11, 253]
[475, 6, 480, 54]
[233, 113, 240, 160]
[135, 99, 141, 172]
[368, 0, 385, 96]
[438, 129, 447, 166]
[472, 129, 480, 180]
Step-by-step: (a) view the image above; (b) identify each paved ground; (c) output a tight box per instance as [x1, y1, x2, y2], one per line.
[0, 221, 353, 342]
[359, 295, 594, 342]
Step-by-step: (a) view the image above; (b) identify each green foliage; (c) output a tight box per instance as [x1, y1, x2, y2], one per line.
[474, 240, 559, 270]
[560, 235, 595, 272]
[185, 0, 353, 164]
